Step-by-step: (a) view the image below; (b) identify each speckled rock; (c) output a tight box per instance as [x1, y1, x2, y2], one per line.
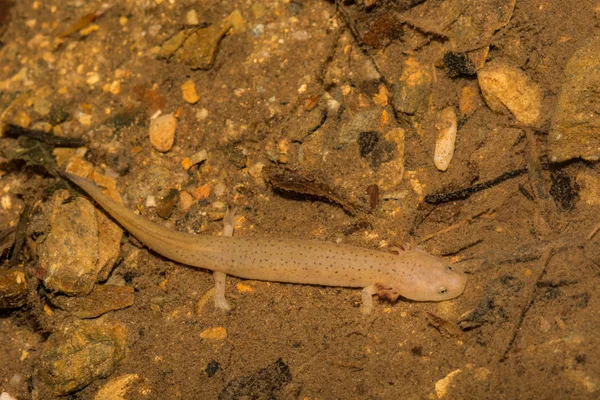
[65, 159, 123, 281]
[51, 285, 134, 319]
[0, 269, 28, 309]
[336, 108, 381, 146]
[576, 169, 600, 206]
[37, 319, 127, 395]
[39, 190, 100, 296]
[159, 11, 243, 70]
[478, 61, 542, 126]
[400, 0, 515, 52]
[219, 358, 291, 400]
[393, 57, 434, 115]
[373, 127, 405, 190]
[549, 36, 600, 162]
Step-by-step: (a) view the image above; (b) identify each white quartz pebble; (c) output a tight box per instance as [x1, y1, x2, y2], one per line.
[434, 107, 457, 171]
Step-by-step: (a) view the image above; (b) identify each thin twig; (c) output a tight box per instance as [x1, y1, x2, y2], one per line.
[587, 223, 600, 240]
[420, 209, 490, 243]
[500, 243, 565, 361]
[9, 202, 33, 266]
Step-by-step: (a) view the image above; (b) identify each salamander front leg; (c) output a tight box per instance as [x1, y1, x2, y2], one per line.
[361, 285, 377, 314]
[212, 207, 237, 312]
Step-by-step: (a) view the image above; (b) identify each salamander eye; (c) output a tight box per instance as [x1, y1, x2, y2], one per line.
[438, 287, 448, 295]
[446, 266, 453, 272]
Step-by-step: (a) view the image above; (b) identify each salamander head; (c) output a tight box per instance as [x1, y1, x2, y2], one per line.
[376, 251, 467, 302]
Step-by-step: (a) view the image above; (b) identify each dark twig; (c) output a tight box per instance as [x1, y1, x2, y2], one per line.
[9, 202, 34, 266]
[425, 169, 527, 204]
[524, 128, 559, 230]
[2, 124, 86, 148]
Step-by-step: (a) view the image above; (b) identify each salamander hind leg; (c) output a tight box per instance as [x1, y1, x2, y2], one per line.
[361, 285, 377, 314]
[212, 207, 237, 312]
[214, 271, 231, 311]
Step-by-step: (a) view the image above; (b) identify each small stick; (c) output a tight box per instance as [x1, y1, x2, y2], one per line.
[420, 209, 490, 243]
[500, 243, 565, 361]
[587, 223, 600, 240]
[9, 202, 33, 266]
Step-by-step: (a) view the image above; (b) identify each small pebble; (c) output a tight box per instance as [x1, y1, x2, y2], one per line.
[78, 113, 92, 126]
[247, 162, 265, 187]
[186, 9, 199, 25]
[459, 85, 480, 117]
[196, 108, 209, 120]
[108, 80, 121, 95]
[252, 3, 266, 18]
[478, 61, 542, 126]
[149, 113, 177, 152]
[181, 80, 199, 104]
[213, 182, 226, 197]
[145, 195, 156, 208]
[1, 195, 11, 210]
[207, 211, 226, 221]
[292, 30, 309, 40]
[327, 99, 340, 112]
[13, 111, 31, 127]
[539, 316, 551, 333]
[0, 269, 28, 309]
[200, 327, 227, 340]
[205, 360, 220, 377]
[179, 190, 194, 212]
[80, 24, 99, 36]
[148, 24, 161, 36]
[372, 84, 388, 106]
[434, 107, 457, 171]
[33, 97, 52, 116]
[435, 369, 462, 399]
[576, 170, 600, 206]
[474, 367, 491, 381]
[156, 189, 179, 219]
[0, 392, 17, 400]
[193, 184, 211, 200]
[181, 158, 193, 170]
[189, 149, 207, 165]
[95, 374, 140, 400]
[211, 201, 226, 211]
[252, 24, 264, 36]
[86, 72, 101, 85]
[236, 283, 254, 293]
[8, 374, 23, 388]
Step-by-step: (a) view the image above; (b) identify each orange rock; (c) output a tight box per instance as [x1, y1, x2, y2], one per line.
[236, 283, 254, 293]
[373, 84, 389, 106]
[200, 327, 227, 341]
[181, 157, 193, 170]
[193, 184, 211, 200]
[458, 85, 481, 117]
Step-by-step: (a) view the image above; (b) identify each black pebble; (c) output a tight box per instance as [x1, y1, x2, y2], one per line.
[206, 360, 220, 377]
[443, 52, 476, 77]
[358, 131, 379, 157]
